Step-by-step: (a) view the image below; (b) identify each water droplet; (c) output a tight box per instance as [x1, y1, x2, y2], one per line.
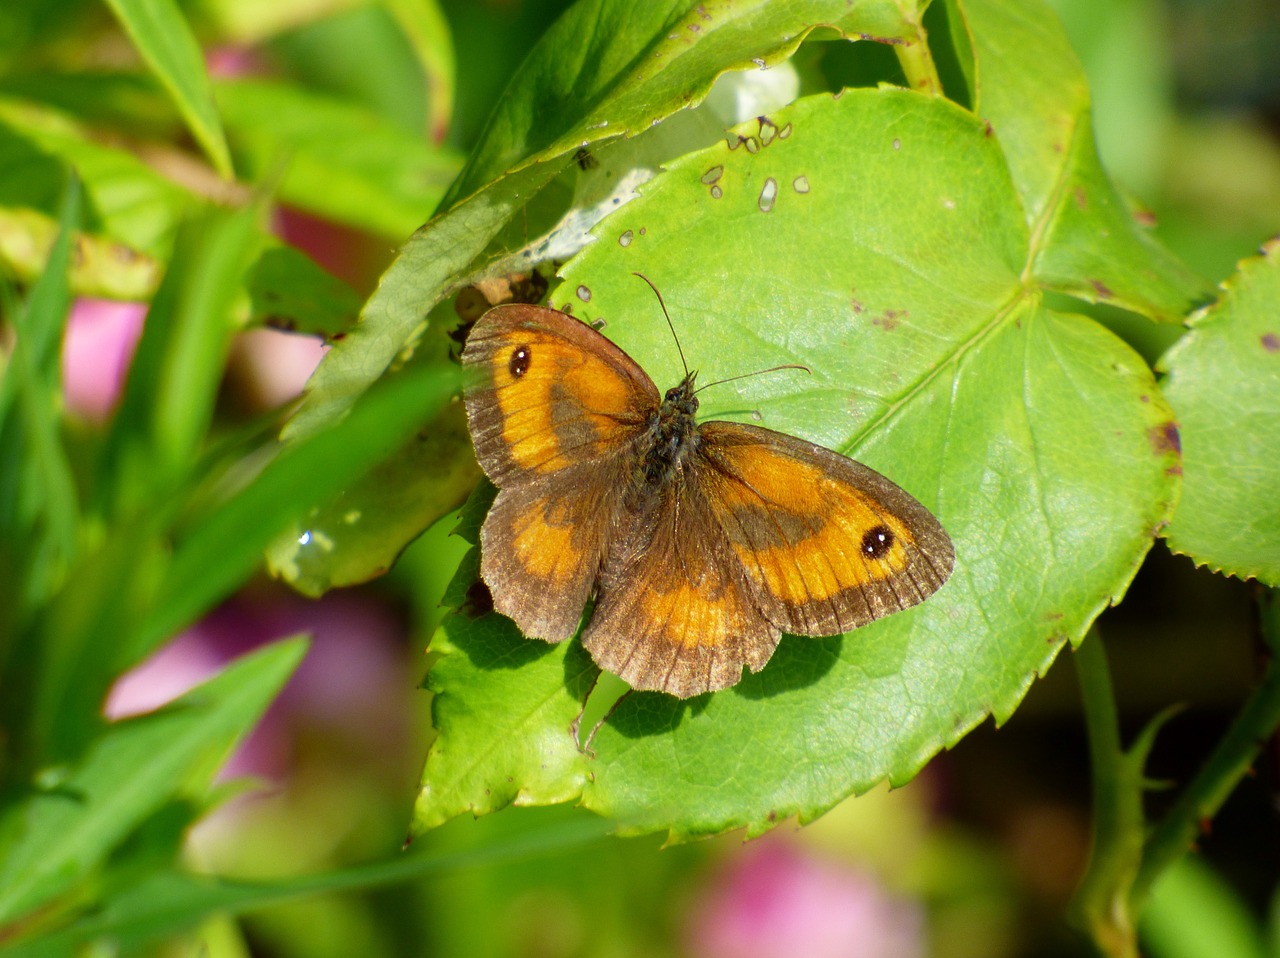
[619, 230, 634, 247]
[893, 137, 901, 150]
[793, 176, 810, 193]
[298, 530, 313, 546]
[752, 57, 766, 69]
[758, 177, 778, 212]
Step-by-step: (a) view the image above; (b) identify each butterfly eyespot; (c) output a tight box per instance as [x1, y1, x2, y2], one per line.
[861, 525, 894, 560]
[509, 345, 532, 378]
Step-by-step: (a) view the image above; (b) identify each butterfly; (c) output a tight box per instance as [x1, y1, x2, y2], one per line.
[461, 284, 954, 698]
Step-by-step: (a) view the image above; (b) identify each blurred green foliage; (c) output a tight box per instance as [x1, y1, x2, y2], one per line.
[0, 0, 1277, 957]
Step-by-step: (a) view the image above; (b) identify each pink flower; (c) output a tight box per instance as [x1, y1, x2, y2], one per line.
[687, 840, 924, 958]
[61, 298, 146, 421]
[105, 589, 412, 785]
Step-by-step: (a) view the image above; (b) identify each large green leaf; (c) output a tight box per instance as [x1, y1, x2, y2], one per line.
[0, 637, 307, 928]
[284, 0, 927, 444]
[414, 88, 1180, 839]
[1160, 241, 1280, 585]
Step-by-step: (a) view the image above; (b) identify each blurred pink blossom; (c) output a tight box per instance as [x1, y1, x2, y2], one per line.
[687, 840, 924, 958]
[231, 327, 328, 410]
[61, 298, 146, 421]
[105, 589, 411, 784]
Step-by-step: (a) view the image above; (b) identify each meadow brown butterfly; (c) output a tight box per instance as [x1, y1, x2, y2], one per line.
[461, 282, 954, 698]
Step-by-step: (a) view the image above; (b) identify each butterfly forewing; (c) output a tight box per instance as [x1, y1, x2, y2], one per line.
[462, 304, 658, 488]
[695, 422, 955, 637]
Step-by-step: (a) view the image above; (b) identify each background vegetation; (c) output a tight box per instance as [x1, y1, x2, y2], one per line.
[0, 0, 1277, 956]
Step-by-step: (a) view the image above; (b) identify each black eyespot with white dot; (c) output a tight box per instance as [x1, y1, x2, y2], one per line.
[861, 525, 894, 560]
[509, 345, 531, 378]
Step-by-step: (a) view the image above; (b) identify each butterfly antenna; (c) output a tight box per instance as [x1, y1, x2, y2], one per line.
[696, 364, 812, 395]
[633, 272, 689, 379]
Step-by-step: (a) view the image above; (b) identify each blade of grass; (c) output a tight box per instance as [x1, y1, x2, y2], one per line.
[102, 0, 233, 178]
[0, 637, 308, 930]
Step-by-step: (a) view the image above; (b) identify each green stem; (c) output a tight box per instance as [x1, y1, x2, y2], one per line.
[1133, 587, 1280, 906]
[1072, 627, 1142, 958]
[893, 8, 942, 95]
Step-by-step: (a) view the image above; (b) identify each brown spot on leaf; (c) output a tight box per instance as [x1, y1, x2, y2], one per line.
[1074, 187, 1088, 209]
[1149, 421, 1181, 456]
[983, 120, 994, 137]
[1090, 279, 1113, 298]
[873, 309, 905, 331]
[1134, 209, 1158, 227]
[1261, 332, 1280, 352]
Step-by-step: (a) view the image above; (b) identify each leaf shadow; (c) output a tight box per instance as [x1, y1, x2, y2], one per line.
[733, 632, 843, 700]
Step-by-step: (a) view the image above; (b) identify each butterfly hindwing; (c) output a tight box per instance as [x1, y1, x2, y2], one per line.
[583, 475, 779, 697]
[479, 462, 628, 642]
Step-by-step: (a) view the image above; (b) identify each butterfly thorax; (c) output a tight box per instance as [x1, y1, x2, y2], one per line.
[636, 372, 700, 492]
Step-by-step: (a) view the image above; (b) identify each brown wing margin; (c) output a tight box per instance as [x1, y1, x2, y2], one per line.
[461, 305, 659, 488]
[695, 422, 954, 638]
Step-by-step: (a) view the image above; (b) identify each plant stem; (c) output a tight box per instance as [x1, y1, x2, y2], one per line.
[894, 11, 942, 95]
[1133, 587, 1280, 906]
[1072, 627, 1142, 958]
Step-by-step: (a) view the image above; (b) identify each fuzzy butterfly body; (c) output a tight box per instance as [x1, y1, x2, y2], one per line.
[462, 302, 954, 698]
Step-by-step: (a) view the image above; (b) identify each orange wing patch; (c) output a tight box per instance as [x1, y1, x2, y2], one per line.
[490, 334, 643, 473]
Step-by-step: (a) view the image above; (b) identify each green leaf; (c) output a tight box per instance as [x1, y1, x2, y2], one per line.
[264, 399, 478, 597]
[416, 87, 1181, 840]
[102, 201, 263, 514]
[949, 0, 1206, 321]
[216, 78, 462, 240]
[137, 359, 462, 656]
[413, 614, 598, 831]
[0, 636, 308, 928]
[0, 180, 79, 637]
[102, 0, 233, 178]
[1159, 241, 1280, 585]
[283, 0, 927, 442]
[244, 243, 361, 337]
[383, 0, 455, 143]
